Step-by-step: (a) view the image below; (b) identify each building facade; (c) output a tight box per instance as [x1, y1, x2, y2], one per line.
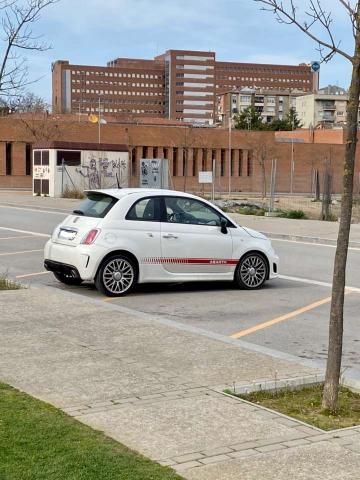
[217, 88, 303, 126]
[296, 93, 355, 128]
[52, 49, 317, 126]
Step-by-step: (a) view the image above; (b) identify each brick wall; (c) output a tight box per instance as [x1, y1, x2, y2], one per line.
[0, 115, 358, 193]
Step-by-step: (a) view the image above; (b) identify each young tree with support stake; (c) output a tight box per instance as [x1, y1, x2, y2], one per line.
[254, 0, 360, 412]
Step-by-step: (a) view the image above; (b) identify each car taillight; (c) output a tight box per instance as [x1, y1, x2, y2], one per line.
[82, 229, 100, 245]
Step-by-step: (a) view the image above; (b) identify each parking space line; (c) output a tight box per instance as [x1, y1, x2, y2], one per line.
[0, 249, 43, 257]
[0, 205, 67, 216]
[231, 295, 333, 339]
[0, 235, 37, 241]
[279, 274, 360, 293]
[15, 271, 51, 279]
[0, 227, 50, 237]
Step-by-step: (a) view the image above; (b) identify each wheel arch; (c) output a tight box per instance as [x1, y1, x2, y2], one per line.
[95, 249, 140, 279]
[235, 249, 270, 281]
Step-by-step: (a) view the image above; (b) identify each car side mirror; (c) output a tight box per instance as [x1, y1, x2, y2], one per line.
[220, 218, 228, 234]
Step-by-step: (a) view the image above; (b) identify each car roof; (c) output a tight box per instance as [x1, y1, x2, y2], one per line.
[85, 188, 201, 200]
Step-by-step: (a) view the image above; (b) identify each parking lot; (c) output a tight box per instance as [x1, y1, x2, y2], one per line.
[1, 197, 360, 376]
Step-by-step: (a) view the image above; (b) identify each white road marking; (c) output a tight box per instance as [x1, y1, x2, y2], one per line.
[0, 235, 36, 241]
[0, 249, 43, 257]
[272, 237, 360, 252]
[279, 274, 360, 294]
[16, 271, 51, 279]
[0, 227, 50, 238]
[0, 205, 68, 216]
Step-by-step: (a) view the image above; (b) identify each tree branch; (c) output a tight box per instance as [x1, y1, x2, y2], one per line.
[254, 0, 353, 62]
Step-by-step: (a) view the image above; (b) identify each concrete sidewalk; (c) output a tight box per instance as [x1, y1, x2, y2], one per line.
[1, 286, 360, 479]
[1, 190, 360, 245]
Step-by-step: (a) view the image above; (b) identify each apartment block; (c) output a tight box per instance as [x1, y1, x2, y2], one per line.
[217, 88, 303, 126]
[52, 49, 317, 126]
[296, 93, 354, 128]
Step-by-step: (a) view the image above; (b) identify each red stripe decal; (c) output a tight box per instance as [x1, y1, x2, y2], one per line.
[142, 258, 238, 265]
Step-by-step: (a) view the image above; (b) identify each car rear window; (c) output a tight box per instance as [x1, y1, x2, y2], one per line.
[73, 193, 118, 218]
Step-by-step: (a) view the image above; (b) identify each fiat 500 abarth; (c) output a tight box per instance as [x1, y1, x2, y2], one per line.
[44, 188, 279, 296]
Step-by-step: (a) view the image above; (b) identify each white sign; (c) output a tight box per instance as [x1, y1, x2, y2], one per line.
[33, 165, 50, 180]
[199, 171, 213, 184]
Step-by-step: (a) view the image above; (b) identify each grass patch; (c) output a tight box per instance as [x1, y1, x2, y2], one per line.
[0, 382, 183, 480]
[62, 187, 85, 199]
[0, 275, 22, 290]
[229, 384, 360, 431]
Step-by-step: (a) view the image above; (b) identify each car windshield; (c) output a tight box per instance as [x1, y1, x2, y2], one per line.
[73, 193, 118, 218]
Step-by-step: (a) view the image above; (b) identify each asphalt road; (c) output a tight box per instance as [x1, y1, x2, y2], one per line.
[1, 203, 360, 376]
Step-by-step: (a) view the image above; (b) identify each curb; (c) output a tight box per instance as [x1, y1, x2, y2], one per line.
[262, 231, 360, 249]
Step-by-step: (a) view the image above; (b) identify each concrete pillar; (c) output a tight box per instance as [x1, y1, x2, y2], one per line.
[233, 149, 240, 177]
[186, 148, 194, 176]
[177, 147, 184, 176]
[11, 143, 25, 176]
[0, 142, 6, 176]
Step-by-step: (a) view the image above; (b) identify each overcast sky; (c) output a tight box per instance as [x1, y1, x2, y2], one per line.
[19, 0, 356, 102]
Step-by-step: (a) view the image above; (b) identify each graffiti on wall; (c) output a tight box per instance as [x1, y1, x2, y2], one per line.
[76, 152, 128, 189]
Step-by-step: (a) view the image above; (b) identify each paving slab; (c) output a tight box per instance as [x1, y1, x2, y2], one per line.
[185, 442, 360, 480]
[2, 285, 358, 479]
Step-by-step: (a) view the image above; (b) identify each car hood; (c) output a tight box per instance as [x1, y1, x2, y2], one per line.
[241, 226, 268, 240]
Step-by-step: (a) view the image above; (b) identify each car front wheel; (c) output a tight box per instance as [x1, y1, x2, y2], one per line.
[95, 255, 137, 297]
[235, 253, 268, 289]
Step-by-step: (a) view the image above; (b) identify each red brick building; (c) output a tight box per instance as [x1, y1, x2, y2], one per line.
[1, 114, 358, 195]
[52, 49, 317, 126]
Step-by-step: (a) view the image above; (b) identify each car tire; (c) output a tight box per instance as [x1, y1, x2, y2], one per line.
[235, 252, 268, 290]
[53, 271, 83, 286]
[95, 254, 137, 297]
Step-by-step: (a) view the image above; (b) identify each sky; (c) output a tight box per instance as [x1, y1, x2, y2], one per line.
[6, 0, 356, 103]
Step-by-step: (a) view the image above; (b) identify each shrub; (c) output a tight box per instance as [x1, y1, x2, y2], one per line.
[280, 209, 307, 219]
[62, 187, 85, 199]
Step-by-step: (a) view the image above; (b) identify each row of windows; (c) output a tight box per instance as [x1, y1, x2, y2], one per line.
[78, 107, 163, 114]
[4, 143, 32, 176]
[72, 79, 163, 88]
[72, 99, 163, 106]
[71, 70, 163, 79]
[72, 89, 163, 97]
[218, 76, 311, 84]
[218, 66, 310, 75]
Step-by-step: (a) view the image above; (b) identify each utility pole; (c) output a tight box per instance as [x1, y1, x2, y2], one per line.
[228, 108, 232, 199]
[98, 97, 101, 144]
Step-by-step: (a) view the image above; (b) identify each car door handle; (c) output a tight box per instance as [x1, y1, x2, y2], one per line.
[162, 234, 178, 239]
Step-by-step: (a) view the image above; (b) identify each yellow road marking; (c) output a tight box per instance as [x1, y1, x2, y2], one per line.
[15, 271, 51, 279]
[103, 296, 116, 302]
[230, 293, 352, 339]
[0, 249, 43, 257]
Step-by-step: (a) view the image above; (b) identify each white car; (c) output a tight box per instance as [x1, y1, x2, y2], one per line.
[44, 188, 279, 296]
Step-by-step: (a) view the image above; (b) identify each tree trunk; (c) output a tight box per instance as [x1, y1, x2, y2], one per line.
[322, 8, 360, 411]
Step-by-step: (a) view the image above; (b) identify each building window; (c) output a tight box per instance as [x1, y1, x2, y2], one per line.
[6, 142, 12, 175]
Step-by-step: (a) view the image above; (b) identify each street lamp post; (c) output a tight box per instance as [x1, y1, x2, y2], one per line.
[290, 116, 295, 194]
[98, 97, 101, 144]
[228, 110, 232, 199]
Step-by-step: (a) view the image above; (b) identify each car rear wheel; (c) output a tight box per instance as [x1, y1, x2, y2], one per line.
[95, 255, 137, 297]
[235, 253, 268, 289]
[53, 271, 83, 286]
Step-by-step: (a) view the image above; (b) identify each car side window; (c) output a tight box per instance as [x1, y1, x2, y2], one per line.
[126, 197, 159, 221]
[164, 197, 222, 226]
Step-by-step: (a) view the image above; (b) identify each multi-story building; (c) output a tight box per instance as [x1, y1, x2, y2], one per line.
[296, 93, 355, 128]
[52, 49, 317, 126]
[217, 88, 304, 126]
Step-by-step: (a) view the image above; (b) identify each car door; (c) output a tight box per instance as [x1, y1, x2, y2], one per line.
[160, 196, 234, 275]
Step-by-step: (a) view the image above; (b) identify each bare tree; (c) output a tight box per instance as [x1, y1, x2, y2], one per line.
[253, 142, 273, 198]
[254, 0, 360, 411]
[0, 0, 58, 98]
